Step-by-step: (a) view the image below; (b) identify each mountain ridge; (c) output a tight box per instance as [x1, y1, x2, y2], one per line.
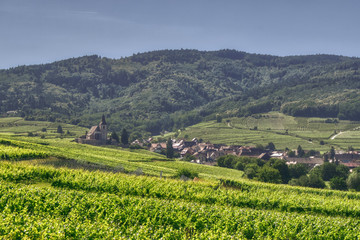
[1, 49, 360, 138]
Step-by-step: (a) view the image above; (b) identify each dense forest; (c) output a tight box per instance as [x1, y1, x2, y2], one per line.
[1, 49, 360, 138]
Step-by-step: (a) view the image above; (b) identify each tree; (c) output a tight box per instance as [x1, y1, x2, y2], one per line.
[289, 163, 308, 179]
[324, 154, 329, 162]
[257, 166, 282, 184]
[111, 131, 120, 143]
[166, 138, 174, 158]
[288, 150, 296, 157]
[57, 125, 63, 134]
[266, 142, 276, 151]
[270, 159, 290, 183]
[321, 162, 337, 181]
[347, 170, 360, 191]
[336, 164, 350, 179]
[330, 146, 336, 162]
[216, 114, 222, 123]
[244, 163, 259, 179]
[297, 145, 305, 157]
[330, 177, 348, 191]
[121, 129, 129, 145]
[308, 172, 326, 189]
[175, 168, 198, 179]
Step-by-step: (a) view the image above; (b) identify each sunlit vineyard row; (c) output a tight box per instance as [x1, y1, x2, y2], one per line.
[1, 178, 360, 239]
[0, 136, 245, 180]
[2, 162, 360, 219]
[0, 145, 48, 160]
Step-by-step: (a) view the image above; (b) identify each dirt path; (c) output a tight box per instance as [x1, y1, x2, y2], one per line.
[331, 131, 344, 140]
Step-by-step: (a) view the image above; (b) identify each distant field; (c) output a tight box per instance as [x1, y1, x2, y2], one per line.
[175, 112, 360, 152]
[0, 117, 88, 138]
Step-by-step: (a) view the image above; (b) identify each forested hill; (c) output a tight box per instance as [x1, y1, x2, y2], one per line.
[1, 49, 360, 137]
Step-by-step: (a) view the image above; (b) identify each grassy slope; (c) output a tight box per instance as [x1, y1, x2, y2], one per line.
[0, 117, 243, 180]
[1, 162, 360, 238]
[174, 112, 360, 151]
[0, 117, 88, 137]
[2, 118, 360, 238]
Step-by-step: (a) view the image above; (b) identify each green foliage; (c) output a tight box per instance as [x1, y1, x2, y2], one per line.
[166, 138, 174, 158]
[288, 164, 308, 179]
[297, 145, 305, 157]
[2, 50, 360, 137]
[0, 145, 48, 160]
[175, 168, 199, 179]
[347, 170, 360, 191]
[57, 125, 63, 134]
[269, 159, 290, 183]
[308, 172, 326, 189]
[257, 166, 282, 184]
[2, 161, 360, 238]
[330, 146, 336, 160]
[266, 142, 275, 151]
[216, 114, 222, 123]
[121, 129, 129, 145]
[330, 177, 348, 191]
[110, 131, 119, 143]
[321, 162, 338, 181]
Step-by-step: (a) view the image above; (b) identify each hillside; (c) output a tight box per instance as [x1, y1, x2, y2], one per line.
[1, 141, 360, 238]
[1, 49, 360, 138]
[1, 117, 360, 238]
[170, 112, 360, 151]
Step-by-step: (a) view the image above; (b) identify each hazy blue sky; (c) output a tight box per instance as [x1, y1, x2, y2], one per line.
[1, 0, 359, 69]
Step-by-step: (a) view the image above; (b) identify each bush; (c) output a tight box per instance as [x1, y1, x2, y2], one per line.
[289, 163, 308, 179]
[175, 168, 199, 180]
[129, 144, 144, 149]
[347, 171, 360, 191]
[244, 163, 259, 179]
[57, 125, 63, 134]
[308, 173, 326, 189]
[330, 177, 348, 191]
[270, 159, 290, 183]
[257, 166, 282, 184]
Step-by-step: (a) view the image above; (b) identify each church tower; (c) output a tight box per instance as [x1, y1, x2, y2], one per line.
[99, 114, 108, 142]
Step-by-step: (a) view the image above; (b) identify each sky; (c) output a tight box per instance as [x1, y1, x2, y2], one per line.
[1, 0, 360, 69]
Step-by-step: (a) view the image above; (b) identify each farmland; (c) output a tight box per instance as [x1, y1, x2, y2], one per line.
[1, 116, 360, 238]
[1, 162, 360, 238]
[175, 112, 360, 151]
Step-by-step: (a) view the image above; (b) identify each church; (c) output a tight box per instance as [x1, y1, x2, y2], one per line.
[76, 115, 109, 145]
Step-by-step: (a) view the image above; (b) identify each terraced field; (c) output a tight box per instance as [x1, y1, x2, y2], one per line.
[175, 112, 360, 151]
[1, 116, 360, 238]
[0, 162, 360, 239]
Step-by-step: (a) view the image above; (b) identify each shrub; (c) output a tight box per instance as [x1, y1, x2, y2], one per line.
[330, 177, 348, 191]
[257, 166, 282, 184]
[308, 173, 326, 189]
[347, 171, 360, 191]
[175, 168, 199, 179]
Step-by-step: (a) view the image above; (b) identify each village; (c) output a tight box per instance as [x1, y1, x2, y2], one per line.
[77, 115, 360, 171]
[141, 138, 360, 170]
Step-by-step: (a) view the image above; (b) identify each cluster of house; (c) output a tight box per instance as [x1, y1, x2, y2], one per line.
[76, 116, 360, 170]
[147, 138, 360, 169]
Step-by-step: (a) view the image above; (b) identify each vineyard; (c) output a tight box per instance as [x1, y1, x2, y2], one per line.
[1, 162, 360, 239]
[0, 145, 48, 160]
[1, 119, 360, 238]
